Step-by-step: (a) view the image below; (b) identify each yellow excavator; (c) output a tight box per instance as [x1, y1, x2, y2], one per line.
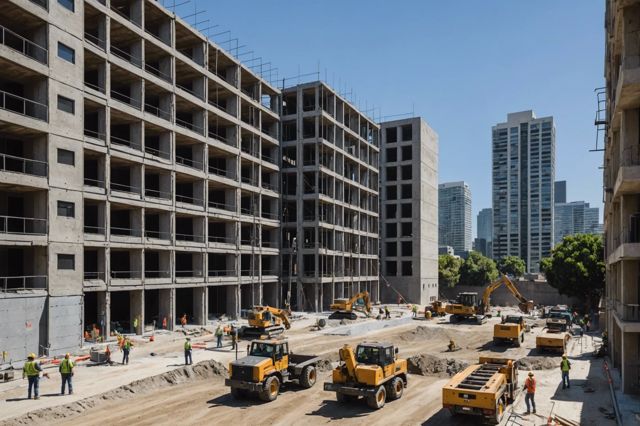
[446, 275, 534, 324]
[240, 306, 291, 339]
[329, 291, 372, 320]
[324, 342, 408, 409]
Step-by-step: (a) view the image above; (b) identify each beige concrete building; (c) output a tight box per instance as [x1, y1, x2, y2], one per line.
[603, 0, 640, 395]
[280, 81, 380, 311]
[0, 0, 281, 359]
[380, 118, 438, 305]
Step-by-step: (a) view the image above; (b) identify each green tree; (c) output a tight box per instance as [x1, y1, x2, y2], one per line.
[497, 256, 526, 278]
[540, 234, 605, 309]
[438, 254, 462, 287]
[458, 251, 499, 287]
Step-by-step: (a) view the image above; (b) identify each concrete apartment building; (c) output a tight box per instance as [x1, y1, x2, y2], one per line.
[474, 207, 493, 257]
[0, 0, 282, 358]
[602, 0, 640, 394]
[492, 110, 555, 273]
[280, 81, 380, 312]
[554, 201, 601, 245]
[438, 181, 471, 255]
[380, 117, 438, 305]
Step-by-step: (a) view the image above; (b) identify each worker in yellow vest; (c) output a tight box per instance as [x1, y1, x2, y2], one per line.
[184, 338, 193, 365]
[561, 354, 571, 389]
[22, 353, 43, 400]
[59, 353, 74, 395]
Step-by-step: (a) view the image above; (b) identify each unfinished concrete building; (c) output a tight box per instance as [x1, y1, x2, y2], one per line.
[0, 0, 280, 359]
[379, 118, 438, 305]
[602, 0, 640, 394]
[280, 82, 380, 312]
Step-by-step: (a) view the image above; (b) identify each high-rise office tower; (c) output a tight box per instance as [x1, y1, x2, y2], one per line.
[380, 118, 438, 305]
[438, 181, 472, 255]
[475, 207, 493, 257]
[554, 201, 601, 245]
[554, 180, 567, 204]
[492, 111, 555, 273]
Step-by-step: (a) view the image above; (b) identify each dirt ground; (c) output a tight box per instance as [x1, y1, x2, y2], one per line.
[0, 306, 618, 425]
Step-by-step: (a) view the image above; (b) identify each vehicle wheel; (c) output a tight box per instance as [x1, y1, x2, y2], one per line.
[449, 315, 458, 324]
[366, 385, 386, 409]
[300, 365, 317, 389]
[259, 376, 280, 402]
[386, 376, 404, 400]
[230, 387, 245, 399]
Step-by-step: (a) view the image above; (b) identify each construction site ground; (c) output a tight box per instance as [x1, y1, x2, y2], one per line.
[0, 306, 624, 425]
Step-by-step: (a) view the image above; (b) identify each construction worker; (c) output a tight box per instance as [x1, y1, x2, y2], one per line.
[447, 339, 457, 352]
[184, 338, 193, 365]
[384, 306, 390, 320]
[122, 338, 132, 365]
[181, 314, 188, 328]
[523, 371, 536, 414]
[561, 354, 571, 389]
[231, 328, 238, 351]
[162, 317, 167, 330]
[22, 353, 43, 400]
[132, 316, 139, 334]
[411, 305, 418, 318]
[215, 325, 223, 348]
[105, 345, 112, 365]
[59, 353, 74, 395]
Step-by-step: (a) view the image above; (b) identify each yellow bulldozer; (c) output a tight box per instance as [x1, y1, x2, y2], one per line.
[324, 342, 408, 409]
[493, 315, 526, 347]
[240, 306, 291, 339]
[329, 291, 372, 320]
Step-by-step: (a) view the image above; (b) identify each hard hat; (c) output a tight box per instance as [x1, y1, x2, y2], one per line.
[28, 353, 36, 359]
[562, 354, 567, 358]
[65, 353, 70, 358]
[528, 372, 534, 376]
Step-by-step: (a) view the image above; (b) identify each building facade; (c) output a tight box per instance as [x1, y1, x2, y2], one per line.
[438, 181, 471, 255]
[476, 207, 493, 257]
[554, 180, 567, 204]
[492, 110, 555, 273]
[554, 201, 601, 245]
[280, 81, 380, 312]
[603, 0, 640, 395]
[0, 0, 282, 359]
[380, 117, 438, 305]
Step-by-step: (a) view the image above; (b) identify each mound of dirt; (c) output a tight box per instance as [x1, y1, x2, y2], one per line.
[517, 356, 558, 371]
[2, 360, 227, 426]
[316, 358, 334, 372]
[407, 354, 469, 377]
[399, 325, 456, 343]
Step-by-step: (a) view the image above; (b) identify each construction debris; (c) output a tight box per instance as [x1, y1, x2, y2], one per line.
[407, 354, 468, 377]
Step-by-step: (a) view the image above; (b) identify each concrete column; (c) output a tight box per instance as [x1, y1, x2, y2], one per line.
[103, 291, 111, 337]
[130, 290, 143, 335]
[193, 287, 206, 325]
[158, 288, 173, 331]
[226, 284, 240, 319]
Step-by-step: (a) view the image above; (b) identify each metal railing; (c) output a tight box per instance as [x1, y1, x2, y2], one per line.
[144, 27, 171, 47]
[208, 130, 235, 147]
[261, 181, 278, 191]
[0, 90, 48, 121]
[208, 165, 234, 179]
[0, 25, 48, 64]
[176, 82, 203, 100]
[110, 44, 142, 68]
[175, 270, 202, 278]
[84, 80, 105, 93]
[208, 269, 235, 277]
[144, 62, 172, 83]
[144, 187, 172, 200]
[241, 176, 258, 186]
[208, 98, 227, 112]
[144, 102, 171, 121]
[208, 200, 235, 211]
[110, 226, 142, 237]
[175, 232, 205, 243]
[84, 271, 105, 280]
[175, 155, 203, 170]
[144, 229, 170, 240]
[110, 270, 142, 279]
[84, 128, 106, 141]
[240, 206, 254, 215]
[261, 240, 278, 248]
[175, 193, 204, 206]
[617, 302, 640, 322]
[208, 235, 235, 244]
[144, 270, 171, 278]
[175, 117, 204, 135]
[144, 145, 171, 160]
[1, 275, 47, 292]
[111, 89, 142, 109]
[84, 32, 106, 51]
[0, 152, 47, 177]
[83, 225, 105, 234]
[261, 211, 279, 220]
[110, 181, 141, 194]
[0, 215, 47, 234]
[84, 177, 105, 188]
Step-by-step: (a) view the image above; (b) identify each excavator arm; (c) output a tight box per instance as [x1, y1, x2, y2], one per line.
[249, 306, 291, 329]
[479, 275, 534, 314]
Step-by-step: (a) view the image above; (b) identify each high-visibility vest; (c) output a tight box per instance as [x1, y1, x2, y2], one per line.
[525, 377, 536, 393]
[60, 359, 74, 374]
[561, 359, 571, 372]
[184, 342, 192, 350]
[124, 341, 131, 350]
[23, 361, 39, 377]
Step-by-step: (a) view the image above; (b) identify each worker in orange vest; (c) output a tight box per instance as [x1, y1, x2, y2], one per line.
[162, 317, 167, 329]
[523, 371, 536, 414]
[180, 314, 187, 328]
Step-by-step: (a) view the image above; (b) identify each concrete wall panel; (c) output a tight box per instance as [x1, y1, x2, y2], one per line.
[0, 293, 47, 362]
[47, 295, 82, 356]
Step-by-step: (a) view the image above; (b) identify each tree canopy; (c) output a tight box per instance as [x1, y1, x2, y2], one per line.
[438, 254, 462, 287]
[458, 251, 499, 287]
[497, 256, 526, 278]
[540, 234, 605, 309]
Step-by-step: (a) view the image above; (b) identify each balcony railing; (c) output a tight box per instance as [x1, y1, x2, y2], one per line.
[110, 44, 142, 68]
[175, 117, 204, 135]
[208, 200, 235, 212]
[85, 80, 105, 93]
[84, 128, 106, 141]
[208, 165, 234, 179]
[208, 130, 236, 147]
[0, 152, 47, 177]
[84, 32, 106, 51]
[208, 235, 235, 244]
[144, 102, 171, 121]
[617, 302, 640, 322]
[144, 145, 170, 160]
[110, 181, 141, 195]
[84, 177, 105, 188]
[144, 187, 172, 200]
[176, 269, 202, 278]
[0, 25, 48, 64]
[176, 193, 204, 206]
[84, 224, 105, 234]
[208, 269, 235, 277]
[175, 232, 205, 243]
[0, 215, 47, 234]
[175, 155, 203, 170]
[1, 275, 47, 292]
[144, 270, 171, 279]
[0, 90, 48, 121]
[84, 271, 105, 280]
[110, 226, 142, 237]
[144, 62, 172, 83]
[144, 229, 170, 240]
[110, 4, 141, 28]
[111, 89, 141, 109]
[110, 270, 142, 279]
[261, 181, 278, 192]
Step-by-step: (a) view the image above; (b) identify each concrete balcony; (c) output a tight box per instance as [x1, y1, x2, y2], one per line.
[613, 164, 640, 200]
[0, 152, 48, 189]
[613, 56, 640, 124]
[0, 23, 47, 66]
[0, 275, 46, 292]
[613, 301, 640, 333]
[0, 215, 47, 244]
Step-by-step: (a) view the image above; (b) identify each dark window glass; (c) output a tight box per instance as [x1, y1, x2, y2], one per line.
[58, 42, 75, 63]
[57, 149, 75, 166]
[57, 96, 75, 114]
[57, 200, 75, 217]
[58, 254, 75, 270]
[58, 0, 74, 12]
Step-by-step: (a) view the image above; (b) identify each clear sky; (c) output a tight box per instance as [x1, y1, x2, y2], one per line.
[171, 0, 605, 236]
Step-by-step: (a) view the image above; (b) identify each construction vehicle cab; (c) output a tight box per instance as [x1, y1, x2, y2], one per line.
[225, 339, 320, 402]
[446, 292, 485, 324]
[493, 315, 525, 346]
[241, 306, 291, 338]
[442, 357, 518, 424]
[329, 291, 372, 320]
[427, 301, 447, 317]
[324, 342, 408, 409]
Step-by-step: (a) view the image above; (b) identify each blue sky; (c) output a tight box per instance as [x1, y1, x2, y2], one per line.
[172, 0, 605, 236]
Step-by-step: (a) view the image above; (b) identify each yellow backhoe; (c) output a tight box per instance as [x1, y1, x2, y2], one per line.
[240, 306, 291, 339]
[329, 291, 372, 320]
